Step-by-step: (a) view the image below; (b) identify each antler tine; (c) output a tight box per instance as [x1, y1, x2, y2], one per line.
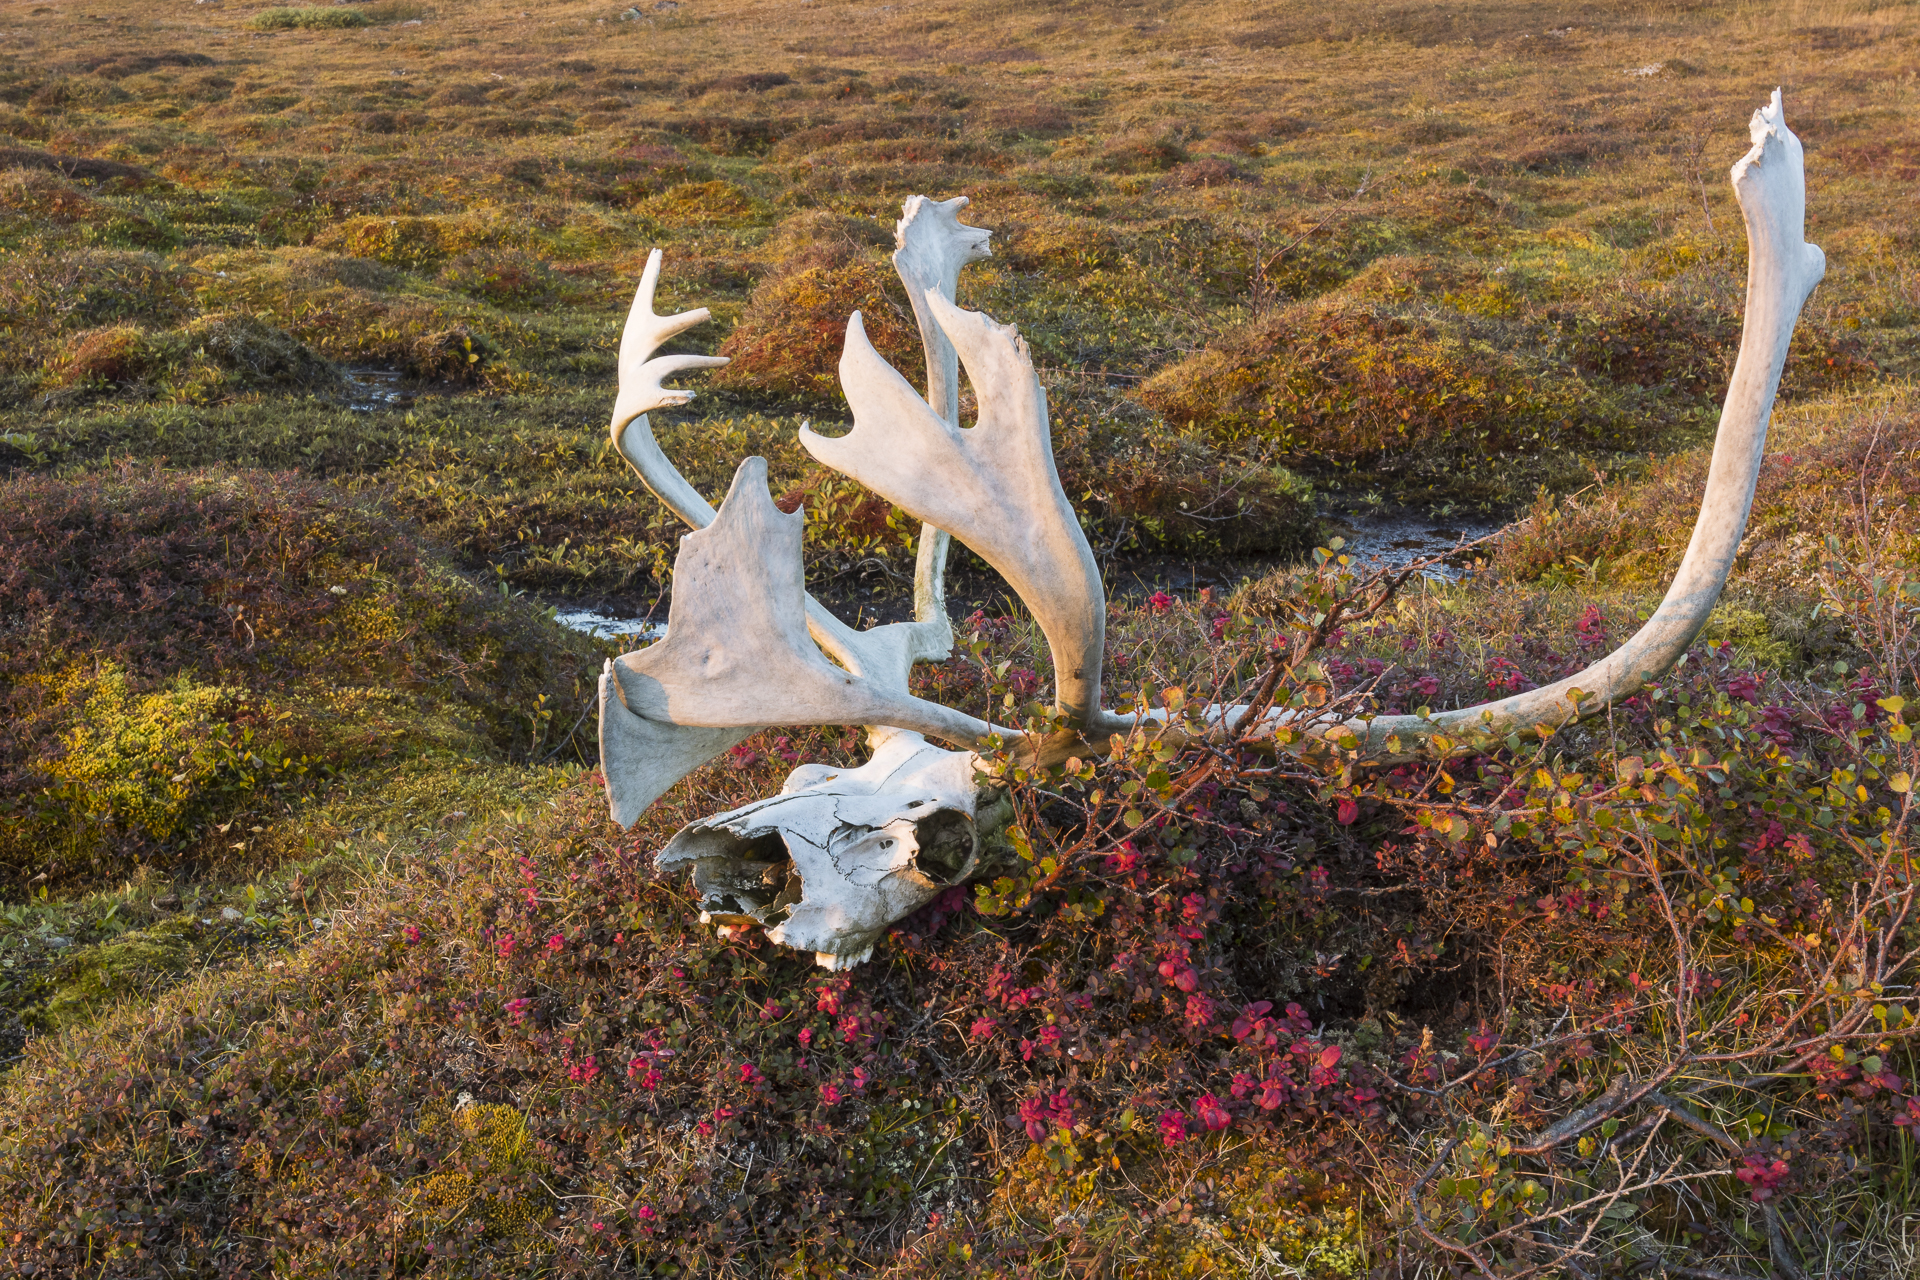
[807, 294, 1109, 731]
[892, 196, 994, 679]
[610, 247, 732, 529]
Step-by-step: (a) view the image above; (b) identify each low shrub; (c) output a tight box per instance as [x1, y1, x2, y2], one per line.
[45, 314, 335, 401]
[249, 7, 372, 31]
[1093, 130, 1190, 174]
[1140, 294, 1587, 466]
[439, 248, 565, 307]
[1492, 393, 1920, 594]
[632, 179, 769, 227]
[711, 241, 920, 406]
[0, 467, 600, 886]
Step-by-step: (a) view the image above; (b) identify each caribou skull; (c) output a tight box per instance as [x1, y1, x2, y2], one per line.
[599, 93, 1824, 967]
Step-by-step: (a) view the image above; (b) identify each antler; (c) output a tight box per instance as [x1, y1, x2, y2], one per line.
[803, 92, 1823, 765]
[609, 248, 733, 528]
[808, 296, 1109, 729]
[603, 89, 1822, 831]
[892, 195, 993, 659]
[604, 457, 1002, 742]
[1342, 90, 1824, 754]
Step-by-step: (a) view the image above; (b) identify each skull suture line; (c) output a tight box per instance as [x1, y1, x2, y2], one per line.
[598, 94, 1825, 968]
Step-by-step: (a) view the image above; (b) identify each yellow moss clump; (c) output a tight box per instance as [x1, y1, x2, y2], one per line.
[45, 663, 241, 840]
[315, 215, 501, 272]
[634, 179, 767, 227]
[993, 1139, 1366, 1280]
[405, 1101, 550, 1241]
[1702, 601, 1798, 670]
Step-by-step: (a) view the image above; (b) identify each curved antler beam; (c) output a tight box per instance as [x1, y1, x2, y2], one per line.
[805, 295, 1108, 727]
[1340, 90, 1824, 754]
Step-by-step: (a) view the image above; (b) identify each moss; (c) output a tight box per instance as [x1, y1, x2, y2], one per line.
[405, 1101, 552, 1242]
[1702, 601, 1798, 671]
[633, 179, 769, 228]
[249, 7, 372, 31]
[992, 1139, 1367, 1279]
[43, 665, 244, 841]
[38, 918, 198, 1029]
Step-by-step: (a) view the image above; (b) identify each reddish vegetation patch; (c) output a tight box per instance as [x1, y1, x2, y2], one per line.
[53, 323, 149, 385]
[712, 245, 921, 406]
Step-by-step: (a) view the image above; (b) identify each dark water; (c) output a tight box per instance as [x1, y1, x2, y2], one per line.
[342, 367, 413, 412]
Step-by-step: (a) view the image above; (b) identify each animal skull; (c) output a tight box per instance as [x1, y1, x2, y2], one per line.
[598, 92, 1825, 967]
[655, 730, 1004, 969]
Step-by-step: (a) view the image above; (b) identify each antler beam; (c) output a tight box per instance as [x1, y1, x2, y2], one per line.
[1342, 90, 1823, 753]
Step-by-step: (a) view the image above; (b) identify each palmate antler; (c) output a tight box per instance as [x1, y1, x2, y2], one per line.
[599, 206, 1007, 829]
[599, 92, 1823, 964]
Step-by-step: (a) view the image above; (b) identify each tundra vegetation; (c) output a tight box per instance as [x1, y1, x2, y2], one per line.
[0, 0, 1918, 1275]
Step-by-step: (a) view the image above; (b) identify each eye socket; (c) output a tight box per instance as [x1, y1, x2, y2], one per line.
[912, 809, 975, 885]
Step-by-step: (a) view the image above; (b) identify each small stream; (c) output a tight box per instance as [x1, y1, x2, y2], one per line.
[1319, 505, 1506, 582]
[550, 610, 666, 643]
[547, 505, 1511, 646]
[342, 367, 413, 412]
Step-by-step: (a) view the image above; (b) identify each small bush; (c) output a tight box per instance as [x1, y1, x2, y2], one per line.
[407, 323, 498, 384]
[1157, 156, 1253, 190]
[632, 179, 768, 227]
[178, 312, 339, 392]
[1093, 130, 1189, 174]
[249, 7, 372, 31]
[439, 249, 563, 307]
[51, 323, 149, 385]
[711, 242, 920, 406]
[1140, 294, 1584, 465]
[317, 214, 479, 271]
[46, 315, 334, 400]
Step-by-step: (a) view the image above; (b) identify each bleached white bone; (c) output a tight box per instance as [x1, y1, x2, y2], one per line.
[891, 195, 993, 669]
[604, 456, 1003, 745]
[805, 295, 1108, 726]
[657, 728, 986, 967]
[1340, 90, 1824, 753]
[605, 252, 958, 696]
